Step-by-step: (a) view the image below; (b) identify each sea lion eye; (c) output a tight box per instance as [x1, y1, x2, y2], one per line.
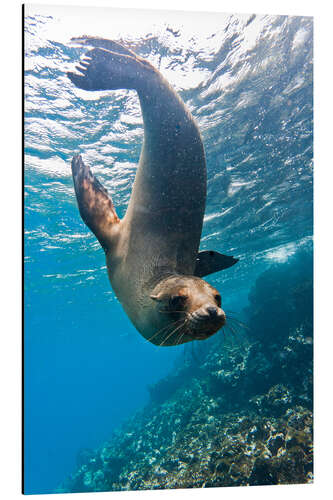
[214, 294, 221, 307]
[169, 295, 187, 309]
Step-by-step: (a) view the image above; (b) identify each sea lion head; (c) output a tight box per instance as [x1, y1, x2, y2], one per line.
[149, 275, 226, 346]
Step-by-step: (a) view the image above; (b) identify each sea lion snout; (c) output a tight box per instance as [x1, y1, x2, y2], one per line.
[207, 305, 225, 321]
[191, 304, 226, 330]
[208, 306, 226, 324]
[206, 305, 218, 317]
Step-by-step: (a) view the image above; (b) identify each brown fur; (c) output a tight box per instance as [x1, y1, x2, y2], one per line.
[69, 38, 227, 346]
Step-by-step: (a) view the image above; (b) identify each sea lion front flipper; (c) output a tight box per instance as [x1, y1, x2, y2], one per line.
[71, 155, 120, 251]
[194, 250, 239, 277]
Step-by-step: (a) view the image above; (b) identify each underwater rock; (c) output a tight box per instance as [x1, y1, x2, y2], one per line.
[59, 324, 313, 492]
[245, 248, 313, 347]
[148, 362, 202, 405]
[76, 448, 95, 468]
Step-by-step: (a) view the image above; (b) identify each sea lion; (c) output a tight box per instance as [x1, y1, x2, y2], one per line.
[68, 36, 238, 346]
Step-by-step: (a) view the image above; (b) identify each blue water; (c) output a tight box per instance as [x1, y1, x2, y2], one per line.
[24, 6, 313, 494]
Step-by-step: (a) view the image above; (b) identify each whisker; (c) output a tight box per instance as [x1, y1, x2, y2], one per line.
[176, 331, 186, 346]
[175, 320, 189, 346]
[160, 322, 186, 346]
[223, 322, 251, 350]
[227, 322, 239, 338]
[226, 318, 251, 345]
[147, 325, 170, 343]
[227, 316, 250, 330]
[226, 320, 242, 335]
[159, 321, 186, 346]
[222, 324, 237, 347]
[217, 326, 227, 348]
[147, 318, 184, 343]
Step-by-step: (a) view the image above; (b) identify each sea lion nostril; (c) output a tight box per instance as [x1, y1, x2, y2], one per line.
[207, 306, 218, 318]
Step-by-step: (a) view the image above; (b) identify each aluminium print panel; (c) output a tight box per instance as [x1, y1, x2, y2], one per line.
[24, 4, 313, 494]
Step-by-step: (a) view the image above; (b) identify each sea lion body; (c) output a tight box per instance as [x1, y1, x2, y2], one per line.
[69, 38, 238, 346]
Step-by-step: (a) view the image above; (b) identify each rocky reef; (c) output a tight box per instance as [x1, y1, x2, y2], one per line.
[58, 250, 313, 493]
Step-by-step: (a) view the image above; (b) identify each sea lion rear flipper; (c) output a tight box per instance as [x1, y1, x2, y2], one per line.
[67, 45, 152, 92]
[194, 250, 239, 277]
[71, 155, 120, 251]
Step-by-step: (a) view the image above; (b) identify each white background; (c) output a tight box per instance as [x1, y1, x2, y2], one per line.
[1, 0, 331, 499]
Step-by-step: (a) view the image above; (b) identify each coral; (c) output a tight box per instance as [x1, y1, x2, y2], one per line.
[58, 323, 313, 492]
[59, 392, 312, 492]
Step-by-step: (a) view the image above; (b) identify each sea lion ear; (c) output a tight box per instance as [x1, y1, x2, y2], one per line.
[194, 250, 239, 278]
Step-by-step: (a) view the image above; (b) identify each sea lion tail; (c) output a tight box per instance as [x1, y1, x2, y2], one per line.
[67, 41, 153, 92]
[71, 154, 120, 251]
